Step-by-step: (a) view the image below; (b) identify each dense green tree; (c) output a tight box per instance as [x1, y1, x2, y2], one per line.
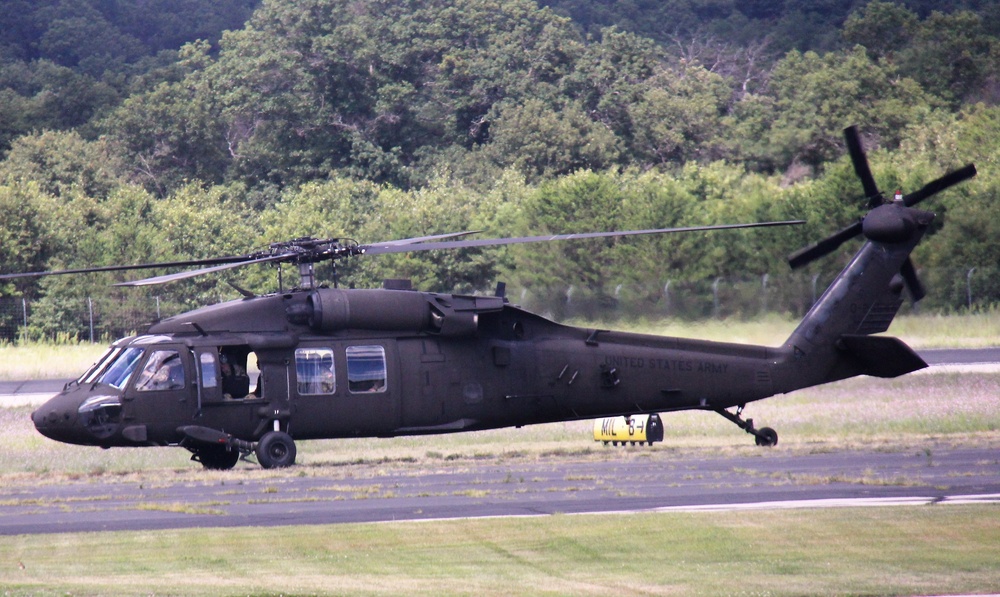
[0, 131, 124, 198]
[842, 1, 920, 61]
[0, 0, 258, 160]
[897, 10, 998, 105]
[748, 46, 936, 171]
[0, 59, 119, 154]
[192, 0, 587, 190]
[480, 98, 621, 180]
[562, 27, 661, 141]
[627, 65, 732, 166]
[0, 182, 61, 297]
[3, 0, 1000, 327]
[102, 43, 229, 195]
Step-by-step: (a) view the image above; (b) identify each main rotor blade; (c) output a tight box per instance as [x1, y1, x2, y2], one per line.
[113, 254, 291, 287]
[0, 255, 254, 282]
[372, 231, 483, 247]
[844, 125, 882, 208]
[787, 220, 863, 269]
[360, 220, 806, 256]
[902, 164, 977, 207]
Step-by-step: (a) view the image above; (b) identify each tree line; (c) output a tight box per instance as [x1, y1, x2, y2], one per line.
[1, 0, 998, 339]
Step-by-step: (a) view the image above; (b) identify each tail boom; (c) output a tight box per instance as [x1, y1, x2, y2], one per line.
[774, 206, 933, 393]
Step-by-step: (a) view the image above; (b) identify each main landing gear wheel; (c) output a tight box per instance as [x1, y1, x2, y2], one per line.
[193, 445, 241, 470]
[754, 426, 778, 447]
[256, 431, 297, 468]
[714, 406, 778, 447]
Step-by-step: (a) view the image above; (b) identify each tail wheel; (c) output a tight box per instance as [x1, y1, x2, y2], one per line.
[256, 431, 297, 468]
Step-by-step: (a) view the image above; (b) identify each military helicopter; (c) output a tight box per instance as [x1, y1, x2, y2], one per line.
[10, 126, 976, 470]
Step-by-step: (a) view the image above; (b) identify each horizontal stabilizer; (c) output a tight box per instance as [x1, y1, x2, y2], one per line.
[838, 335, 927, 378]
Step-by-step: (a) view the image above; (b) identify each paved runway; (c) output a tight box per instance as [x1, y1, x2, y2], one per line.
[1, 443, 998, 535]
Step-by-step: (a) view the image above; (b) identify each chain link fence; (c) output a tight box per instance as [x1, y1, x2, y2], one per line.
[1, 267, 997, 343]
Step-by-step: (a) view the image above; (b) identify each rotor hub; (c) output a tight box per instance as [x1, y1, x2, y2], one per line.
[861, 204, 934, 245]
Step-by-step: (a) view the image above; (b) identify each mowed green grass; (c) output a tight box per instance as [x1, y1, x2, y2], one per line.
[2, 506, 999, 596]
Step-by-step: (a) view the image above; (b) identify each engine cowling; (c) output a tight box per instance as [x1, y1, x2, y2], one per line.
[303, 288, 504, 336]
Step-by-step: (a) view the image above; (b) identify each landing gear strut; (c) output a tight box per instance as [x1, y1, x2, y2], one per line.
[715, 405, 778, 447]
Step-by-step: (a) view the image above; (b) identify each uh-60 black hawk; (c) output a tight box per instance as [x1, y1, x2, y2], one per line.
[9, 126, 976, 470]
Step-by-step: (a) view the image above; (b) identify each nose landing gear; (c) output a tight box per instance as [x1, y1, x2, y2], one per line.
[715, 405, 778, 447]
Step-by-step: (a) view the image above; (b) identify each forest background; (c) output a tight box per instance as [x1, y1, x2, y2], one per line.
[1, 0, 999, 341]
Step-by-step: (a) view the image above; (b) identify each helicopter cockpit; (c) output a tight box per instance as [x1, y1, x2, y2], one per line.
[32, 335, 170, 446]
[31, 334, 264, 450]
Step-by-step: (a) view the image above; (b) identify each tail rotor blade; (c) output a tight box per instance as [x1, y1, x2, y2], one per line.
[844, 126, 882, 208]
[787, 220, 863, 269]
[902, 164, 978, 207]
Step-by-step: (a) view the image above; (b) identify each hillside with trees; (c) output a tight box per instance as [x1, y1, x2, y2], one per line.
[1, 0, 998, 340]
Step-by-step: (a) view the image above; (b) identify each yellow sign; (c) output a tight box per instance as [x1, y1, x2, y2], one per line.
[593, 414, 663, 445]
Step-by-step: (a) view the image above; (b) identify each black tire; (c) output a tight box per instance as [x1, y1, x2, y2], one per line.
[195, 445, 240, 470]
[755, 427, 778, 447]
[256, 431, 297, 468]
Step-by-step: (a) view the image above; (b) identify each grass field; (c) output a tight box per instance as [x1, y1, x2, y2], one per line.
[1, 312, 998, 596]
[2, 506, 999, 596]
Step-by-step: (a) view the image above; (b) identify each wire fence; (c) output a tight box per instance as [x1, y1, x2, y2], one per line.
[1, 267, 997, 343]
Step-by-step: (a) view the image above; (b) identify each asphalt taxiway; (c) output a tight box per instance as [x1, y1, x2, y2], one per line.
[0, 443, 998, 535]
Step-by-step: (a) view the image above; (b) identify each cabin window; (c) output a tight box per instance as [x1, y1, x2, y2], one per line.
[295, 348, 336, 395]
[347, 345, 387, 394]
[134, 350, 185, 392]
[200, 353, 218, 389]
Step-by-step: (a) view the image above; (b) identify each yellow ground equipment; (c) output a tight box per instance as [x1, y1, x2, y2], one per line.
[593, 414, 664, 446]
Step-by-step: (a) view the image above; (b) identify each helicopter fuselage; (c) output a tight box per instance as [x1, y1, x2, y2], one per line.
[32, 288, 790, 455]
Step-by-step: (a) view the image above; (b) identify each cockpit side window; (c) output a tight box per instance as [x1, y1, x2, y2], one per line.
[219, 348, 253, 398]
[135, 350, 186, 392]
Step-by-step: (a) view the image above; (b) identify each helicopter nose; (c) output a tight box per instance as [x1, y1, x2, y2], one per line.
[31, 391, 121, 445]
[31, 401, 81, 443]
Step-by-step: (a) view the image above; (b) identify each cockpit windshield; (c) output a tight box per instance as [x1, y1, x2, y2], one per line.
[79, 347, 122, 384]
[95, 347, 145, 390]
